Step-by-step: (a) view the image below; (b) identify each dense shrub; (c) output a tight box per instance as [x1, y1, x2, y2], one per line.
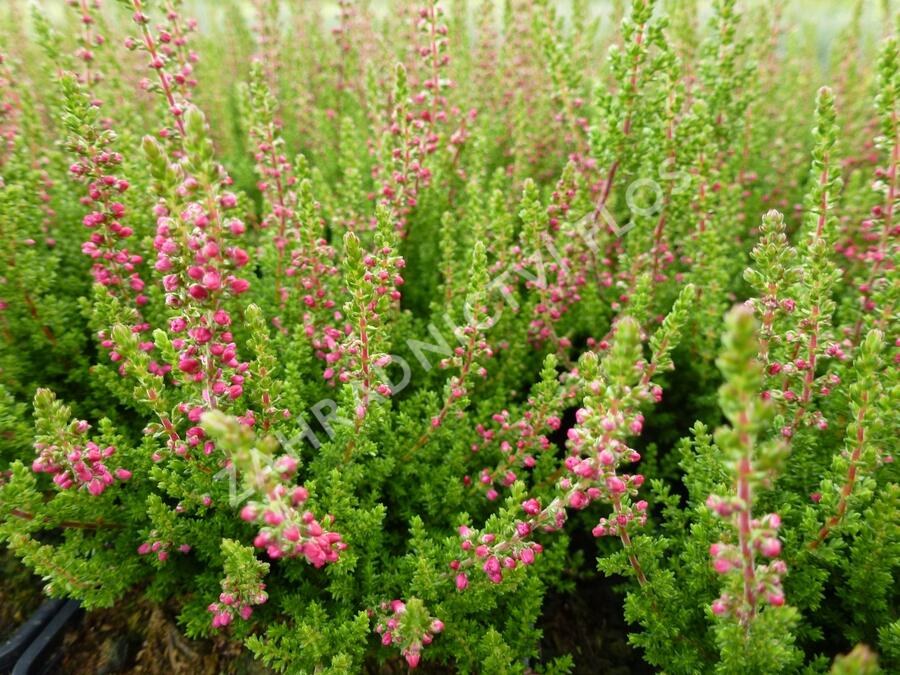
[0, 0, 897, 672]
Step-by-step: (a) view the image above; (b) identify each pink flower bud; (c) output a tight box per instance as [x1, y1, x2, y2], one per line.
[760, 538, 781, 558]
[230, 278, 250, 294]
[264, 510, 284, 526]
[568, 491, 589, 509]
[606, 476, 626, 494]
[522, 498, 541, 515]
[713, 558, 731, 574]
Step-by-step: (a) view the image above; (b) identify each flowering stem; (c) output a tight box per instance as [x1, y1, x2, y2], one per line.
[611, 496, 648, 586]
[406, 328, 477, 458]
[163, 0, 192, 77]
[356, 311, 370, 432]
[264, 122, 289, 307]
[426, 1, 440, 126]
[79, 0, 94, 88]
[758, 281, 778, 363]
[133, 0, 186, 138]
[735, 445, 757, 623]
[590, 1, 647, 228]
[854, 110, 898, 341]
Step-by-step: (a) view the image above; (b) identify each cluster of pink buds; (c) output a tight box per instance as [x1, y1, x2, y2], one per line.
[320, 296, 400, 394]
[332, 0, 355, 52]
[528, 318, 678, 586]
[208, 577, 267, 629]
[380, 116, 429, 213]
[707, 510, 787, 617]
[32, 419, 131, 496]
[69, 136, 149, 323]
[378, 68, 428, 231]
[426, 295, 494, 433]
[764, 354, 845, 435]
[377, 3, 473, 236]
[127, 25, 252, 454]
[467, 376, 572, 500]
[149, 182, 253, 447]
[137, 533, 191, 562]
[153, 193, 250, 302]
[66, 0, 105, 89]
[254, 138, 295, 227]
[836, 153, 899, 325]
[519, 169, 590, 347]
[128, 0, 198, 141]
[372, 599, 443, 669]
[564, 405, 649, 537]
[412, 2, 452, 153]
[450, 514, 548, 588]
[467, 362, 568, 502]
[277, 180, 342, 340]
[239, 456, 345, 566]
[326, 230, 404, 422]
[591, 498, 649, 537]
[245, 59, 309, 314]
[293, 238, 341, 342]
[0, 54, 19, 167]
[155, 1, 199, 95]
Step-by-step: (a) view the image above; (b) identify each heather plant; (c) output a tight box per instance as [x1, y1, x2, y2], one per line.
[0, 1, 897, 673]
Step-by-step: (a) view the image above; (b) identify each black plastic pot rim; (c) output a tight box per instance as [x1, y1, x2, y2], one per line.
[0, 600, 81, 675]
[0, 601, 64, 673]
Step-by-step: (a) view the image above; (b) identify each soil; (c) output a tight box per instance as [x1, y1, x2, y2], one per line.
[37, 580, 651, 674]
[538, 575, 653, 675]
[56, 597, 264, 675]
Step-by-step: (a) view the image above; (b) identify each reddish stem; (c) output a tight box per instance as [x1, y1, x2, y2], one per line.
[736, 412, 758, 624]
[10, 508, 120, 530]
[133, 0, 187, 138]
[810, 390, 869, 549]
[612, 495, 648, 585]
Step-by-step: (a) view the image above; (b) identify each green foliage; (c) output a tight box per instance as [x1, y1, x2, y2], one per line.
[0, 1, 897, 673]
